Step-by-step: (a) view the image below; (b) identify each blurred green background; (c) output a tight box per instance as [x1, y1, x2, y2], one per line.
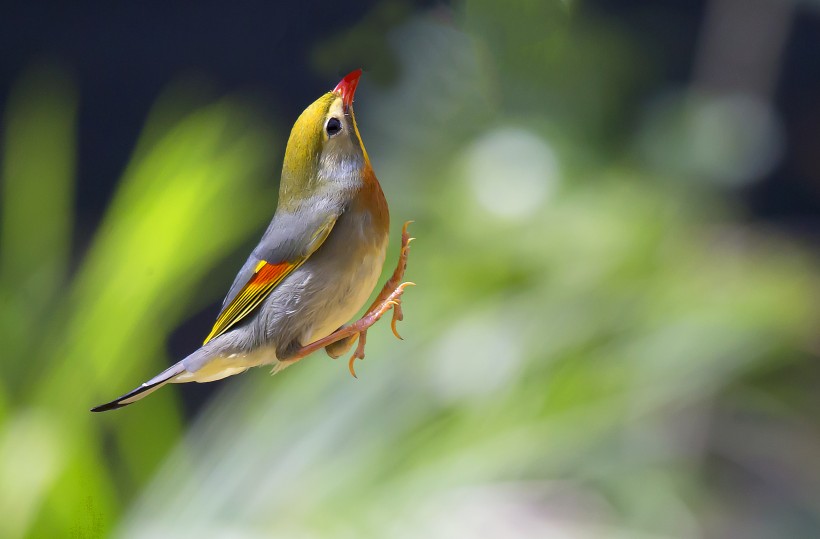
[2, 0, 820, 537]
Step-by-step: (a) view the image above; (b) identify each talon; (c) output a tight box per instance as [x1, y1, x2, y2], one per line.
[391, 303, 404, 339]
[348, 330, 368, 378]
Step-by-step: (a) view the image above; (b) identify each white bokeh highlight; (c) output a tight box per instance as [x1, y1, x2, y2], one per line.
[461, 128, 559, 221]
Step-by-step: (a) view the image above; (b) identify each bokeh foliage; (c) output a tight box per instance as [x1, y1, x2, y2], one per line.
[1, 67, 278, 537]
[2, 1, 819, 538]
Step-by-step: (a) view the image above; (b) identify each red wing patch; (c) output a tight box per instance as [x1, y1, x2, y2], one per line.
[203, 260, 298, 344]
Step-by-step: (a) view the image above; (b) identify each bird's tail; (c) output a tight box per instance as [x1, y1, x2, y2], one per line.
[91, 362, 186, 412]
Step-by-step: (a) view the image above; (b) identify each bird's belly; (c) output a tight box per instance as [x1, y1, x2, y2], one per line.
[305, 244, 386, 344]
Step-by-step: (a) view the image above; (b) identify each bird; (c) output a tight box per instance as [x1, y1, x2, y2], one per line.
[92, 69, 413, 412]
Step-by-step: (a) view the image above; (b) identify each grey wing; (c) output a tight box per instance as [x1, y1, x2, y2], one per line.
[218, 204, 342, 312]
[220, 254, 263, 311]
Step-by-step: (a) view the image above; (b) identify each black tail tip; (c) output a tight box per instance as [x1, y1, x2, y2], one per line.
[90, 399, 130, 413]
[90, 377, 170, 413]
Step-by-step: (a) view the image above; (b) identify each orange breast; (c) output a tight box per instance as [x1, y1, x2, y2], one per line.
[353, 163, 390, 235]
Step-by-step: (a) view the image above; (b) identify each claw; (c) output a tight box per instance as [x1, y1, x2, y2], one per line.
[348, 330, 368, 378]
[391, 303, 404, 339]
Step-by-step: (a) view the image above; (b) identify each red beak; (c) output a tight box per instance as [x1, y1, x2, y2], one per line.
[333, 69, 362, 109]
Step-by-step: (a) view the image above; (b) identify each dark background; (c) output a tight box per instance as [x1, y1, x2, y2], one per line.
[2, 0, 818, 241]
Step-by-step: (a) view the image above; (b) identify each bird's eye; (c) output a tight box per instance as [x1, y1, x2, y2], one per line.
[326, 117, 342, 137]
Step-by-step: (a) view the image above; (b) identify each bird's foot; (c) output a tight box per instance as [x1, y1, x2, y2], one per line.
[284, 221, 415, 374]
[344, 279, 415, 377]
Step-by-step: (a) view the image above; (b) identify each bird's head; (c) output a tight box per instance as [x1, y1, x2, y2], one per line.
[279, 69, 371, 210]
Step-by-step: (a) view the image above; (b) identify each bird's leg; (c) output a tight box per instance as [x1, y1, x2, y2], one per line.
[282, 221, 415, 375]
